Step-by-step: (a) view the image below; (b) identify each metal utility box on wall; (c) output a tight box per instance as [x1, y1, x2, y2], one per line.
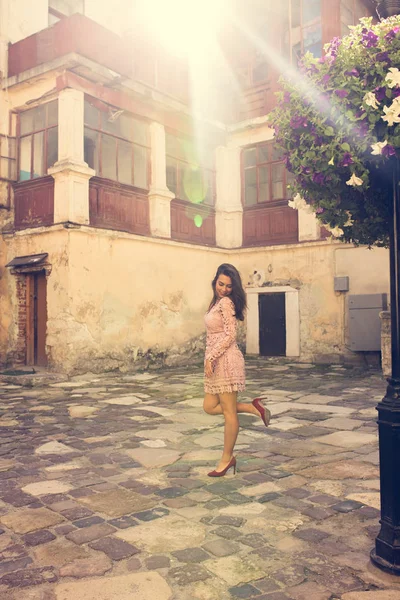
[348, 294, 388, 351]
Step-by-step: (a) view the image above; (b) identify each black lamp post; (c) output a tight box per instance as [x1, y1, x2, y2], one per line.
[370, 0, 400, 575]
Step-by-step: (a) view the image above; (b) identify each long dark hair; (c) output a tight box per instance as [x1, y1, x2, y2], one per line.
[208, 263, 247, 321]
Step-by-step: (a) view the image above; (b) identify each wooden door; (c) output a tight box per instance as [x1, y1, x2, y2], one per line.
[26, 271, 47, 366]
[258, 293, 286, 356]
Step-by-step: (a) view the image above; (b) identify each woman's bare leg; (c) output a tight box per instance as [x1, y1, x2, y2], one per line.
[203, 394, 261, 417]
[212, 392, 239, 472]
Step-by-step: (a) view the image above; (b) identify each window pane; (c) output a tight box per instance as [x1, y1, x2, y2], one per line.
[243, 148, 256, 168]
[166, 133, 178, 158]
[166, 157, 177, 195]
[304, 24, 322, 55]
[101, 134, 117, 180]
[252, 61, 269, 84]
[47, 128, 58, 170]
[120, 113, 134, 141]
[20, 110, 34, 136]
[19, 136, 31, 180]
[118, 140, 133, 185]
[84, 100, 99, 128]
[133, 144, 148, 189]
[271, 144, 284, 162]
[33, 132, 44, 178]
[203, 170, 215, 205]
[182, 165, 207, 204]
[272, 164, 284, 199]
[258, 145, 269, 163]
[34, 105, 46, 131]
[84, 127, 99, 172]
[244, 168, 257, 206]
[259, 166, 270, 202]
[132, 119, 148, 147]
[47, 101, 58, 127]
[101, 108, 124, 136]
[303, 0, 321, 23]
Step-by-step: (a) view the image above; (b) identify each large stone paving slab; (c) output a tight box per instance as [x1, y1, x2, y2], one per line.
[123, 448, 181, 468]
[0, 508, 64, 533]
[115, 515, 207, 552]
[54, 573, 172, 600]
[76, 489, 157, 517]
[314, 431, 377, 448]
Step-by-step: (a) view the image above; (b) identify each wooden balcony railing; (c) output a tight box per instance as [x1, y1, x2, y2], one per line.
[14, 177, 54, 230]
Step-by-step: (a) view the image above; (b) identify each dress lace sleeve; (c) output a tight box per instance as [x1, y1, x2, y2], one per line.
[206, 297, 237, 362]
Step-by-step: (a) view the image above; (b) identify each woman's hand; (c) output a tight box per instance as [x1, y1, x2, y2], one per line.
[205, 359, 214, 378]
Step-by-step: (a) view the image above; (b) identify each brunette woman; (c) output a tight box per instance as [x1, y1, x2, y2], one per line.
[203, 263, 271, 477]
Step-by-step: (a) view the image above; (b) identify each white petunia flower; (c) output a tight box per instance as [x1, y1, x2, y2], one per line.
[363, 91, 380, 109]
[344, 211, 354, 227]
[328, 157, 334, 165]
[382, 104, 400, 126]
[346, 174, 363, 186]
[371, 140, 388, 155]
[385, 67, 400, 88]
[325, 223, 344, 237]
[288, 193, 313, 213]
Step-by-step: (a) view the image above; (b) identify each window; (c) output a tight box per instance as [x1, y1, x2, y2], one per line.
[290, 0, 322, 62]
[84, 99, 150, 189]
[49, 0, 84, 25]
[340, 0, 370, 35]
[18, 101, 58, 181]
[166, 133, 216, 206]
[242, 142, 293, 207]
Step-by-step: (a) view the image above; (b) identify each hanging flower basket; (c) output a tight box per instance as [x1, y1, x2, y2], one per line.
[269, 15, 400, 247]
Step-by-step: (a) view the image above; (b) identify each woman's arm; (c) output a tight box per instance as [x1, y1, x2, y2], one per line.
[205, 297, 237, 362]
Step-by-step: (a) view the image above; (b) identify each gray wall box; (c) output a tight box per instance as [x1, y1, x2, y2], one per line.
[348, 293, 388, 351]
[334, 276, 349, 292]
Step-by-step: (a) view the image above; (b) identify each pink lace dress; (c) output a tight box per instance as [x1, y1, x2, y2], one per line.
[204, 296, 245, 394]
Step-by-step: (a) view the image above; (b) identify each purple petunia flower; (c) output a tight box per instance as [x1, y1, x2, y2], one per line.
[375, 86, 387, 102]
[355, 122, 369, 137]
[362, 30, 379, 47]
[312, 173, 325, 185]
[339, 152, 354, 167]
[345, 69, 360, 77]
[322, 74, 331, 85]
[290, 115, 308, 128]
[301, 166, 312, 174]
[385, 26, 400, 41]
[315, 207, 325, 214]
[382, 144, 396, 157]
[283, 91, 291, 103]
[376, 51, 391, 64]
[393, 88, 400, 98]
[335, 89, 349, 98]
[328, 37, 342, 58]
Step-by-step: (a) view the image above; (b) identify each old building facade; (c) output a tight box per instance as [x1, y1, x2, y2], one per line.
[0, 0, 389, 374]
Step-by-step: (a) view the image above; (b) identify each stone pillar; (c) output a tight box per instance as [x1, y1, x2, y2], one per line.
[380, 310, 391, 377]
[148, 122, 174, 238]
[48, 88, 95, 224]
[298, 208, 321, 242]
[215, 146, 243, 248]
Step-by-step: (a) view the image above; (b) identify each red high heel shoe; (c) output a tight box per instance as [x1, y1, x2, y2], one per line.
[252, 398, 271, 428]
[207, 456, 236, 477]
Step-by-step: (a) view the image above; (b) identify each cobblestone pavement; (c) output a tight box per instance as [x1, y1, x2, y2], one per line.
[0, 358, 400, 599]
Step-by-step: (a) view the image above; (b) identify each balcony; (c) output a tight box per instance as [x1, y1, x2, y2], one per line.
[7, 14, 190, 103]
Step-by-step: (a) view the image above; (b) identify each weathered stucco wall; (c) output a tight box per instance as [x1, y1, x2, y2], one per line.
[0, 226, 391, 374]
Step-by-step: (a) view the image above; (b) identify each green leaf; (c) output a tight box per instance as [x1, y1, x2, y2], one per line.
[324, 126, 335, 136]
[341, 143, 351, 152]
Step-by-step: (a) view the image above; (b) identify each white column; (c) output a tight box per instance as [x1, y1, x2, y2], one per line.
[48, 88, 94, 224]
[215, 146, 243, 248]
[148, 122, 174, 238]
[298, 208, 321, 241]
